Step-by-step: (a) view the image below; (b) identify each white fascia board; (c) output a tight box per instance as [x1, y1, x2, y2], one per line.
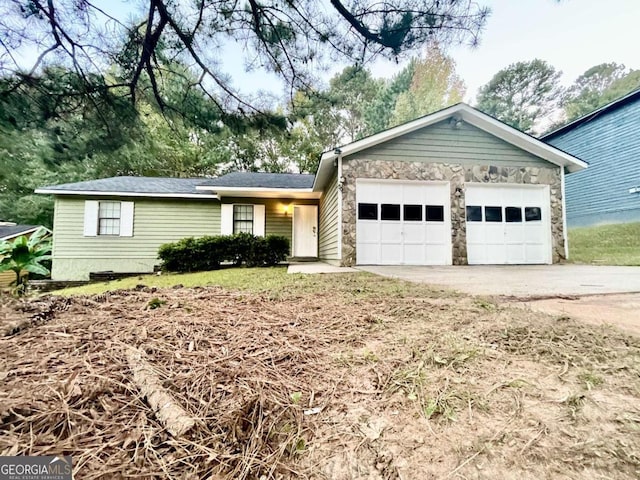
[312, 160, 337, 192]
[34, 189, 220, 199]
[195, 186, 313, 192]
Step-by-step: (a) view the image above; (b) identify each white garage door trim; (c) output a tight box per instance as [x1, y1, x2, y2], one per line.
[465, 183, 552, 265]
[356, 179, 452, 266]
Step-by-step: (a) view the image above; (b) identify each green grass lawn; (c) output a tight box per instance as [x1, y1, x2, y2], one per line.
[54, 221, 640, 296]
[55, 267, 294, 296]
[569, 222, 640, 266]
[53, 266, 452, 299]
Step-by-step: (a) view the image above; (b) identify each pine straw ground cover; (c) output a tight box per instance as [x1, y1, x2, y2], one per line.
[0, 271, 639, 479]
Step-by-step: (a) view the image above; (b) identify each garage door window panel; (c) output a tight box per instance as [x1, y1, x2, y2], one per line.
[425, 205, 444, 222]
[381, 204, 401, 221]
[403, 205, 422, 221]
[505, 207, 523, 223]
[358, 203, 378, 220]
[466, 206, 482, 222]
[485, 206, 503, 222]
[525, 207, 542, 222]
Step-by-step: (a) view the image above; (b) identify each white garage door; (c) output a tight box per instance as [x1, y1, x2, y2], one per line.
[465, 184, 552, 265]
[356, 180, 452, 265]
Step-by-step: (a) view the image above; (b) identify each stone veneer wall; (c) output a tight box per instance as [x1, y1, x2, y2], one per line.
[340, 159, 564, 266]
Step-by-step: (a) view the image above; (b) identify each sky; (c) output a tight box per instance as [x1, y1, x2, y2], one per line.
[213, 0, 640, 103]
[369, 0, 640, 102]
[14, 0, 640, 103]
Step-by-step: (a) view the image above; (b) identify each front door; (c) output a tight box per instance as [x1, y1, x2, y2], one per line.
[293, 205, 318, 257]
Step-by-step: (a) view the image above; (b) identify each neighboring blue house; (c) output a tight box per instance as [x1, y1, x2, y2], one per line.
[542, 88, 640, 227]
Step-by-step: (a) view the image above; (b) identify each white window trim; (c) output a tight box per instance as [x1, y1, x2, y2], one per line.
[83, 200, 134, 237]
[221, 203, 265, 236]
[232, 204, 255, 235]
[98, 201, 122, 236]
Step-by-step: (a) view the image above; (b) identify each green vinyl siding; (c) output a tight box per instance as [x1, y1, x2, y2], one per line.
[52, 196, 220, 279]
[53, 196, 221, 259]
[51, 196, 320, 280]
[319, 172, 339, 261]
[221, 197, 319, 247]
[347, 120, 549, 167]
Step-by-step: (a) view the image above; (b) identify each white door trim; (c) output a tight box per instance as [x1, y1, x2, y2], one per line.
[292, 205, 318, 257]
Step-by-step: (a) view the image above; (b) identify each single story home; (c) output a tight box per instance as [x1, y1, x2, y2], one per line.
[542, 88, 640, 227]
[0, 223, 51, 287]
[36, 103, 587, 281]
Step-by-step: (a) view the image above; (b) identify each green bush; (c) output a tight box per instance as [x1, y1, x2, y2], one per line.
[158, 234, 290, 272]
[265, 235, 291, 265]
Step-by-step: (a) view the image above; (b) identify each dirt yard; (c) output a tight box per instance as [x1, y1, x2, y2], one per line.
[1, 271, 639, 479]
[515, 293, 640, 337]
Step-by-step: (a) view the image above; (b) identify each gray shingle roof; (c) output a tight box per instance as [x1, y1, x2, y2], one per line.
[37, 173, 316, 196]
[38, 176, 211, 194]
[201, 172, 315, 189]
[0, 225, 41, 240]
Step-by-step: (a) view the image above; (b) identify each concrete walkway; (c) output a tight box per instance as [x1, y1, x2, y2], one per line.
[357, 264, 640, 297]
[287, 262, 359, 274]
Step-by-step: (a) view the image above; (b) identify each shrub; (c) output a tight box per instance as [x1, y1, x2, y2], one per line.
[265, 235, 291, 266]
[0, 227, 51, 295]
[158, 234, 290, 272]
[229, 232, 255, 266]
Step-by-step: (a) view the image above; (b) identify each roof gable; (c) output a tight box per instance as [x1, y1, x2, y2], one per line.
[542, 87, 640, 140]
[348, 118, 549, 167]
[314, 103, 587, 190]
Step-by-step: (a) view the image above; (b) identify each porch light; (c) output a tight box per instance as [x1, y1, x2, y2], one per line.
[284, 204, 291, 215]
[449, 116, 463, 129]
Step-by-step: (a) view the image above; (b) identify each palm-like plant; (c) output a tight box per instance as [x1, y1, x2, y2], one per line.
[0, 227, 52, 294]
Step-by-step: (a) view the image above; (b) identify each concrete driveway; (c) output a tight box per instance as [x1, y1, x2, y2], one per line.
[357, 264, 640, 297]
[358, 265, 640, 335]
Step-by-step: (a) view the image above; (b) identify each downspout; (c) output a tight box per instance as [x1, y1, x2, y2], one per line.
[561, 166, 569, 260]
[337, 154, 343, 262]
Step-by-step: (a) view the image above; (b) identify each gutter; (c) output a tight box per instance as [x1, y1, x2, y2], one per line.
[195, 186, 314, 193]
[337, 153, 343, 262]
[561, 167, 569, 260]
[34, 189, 220, 200]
